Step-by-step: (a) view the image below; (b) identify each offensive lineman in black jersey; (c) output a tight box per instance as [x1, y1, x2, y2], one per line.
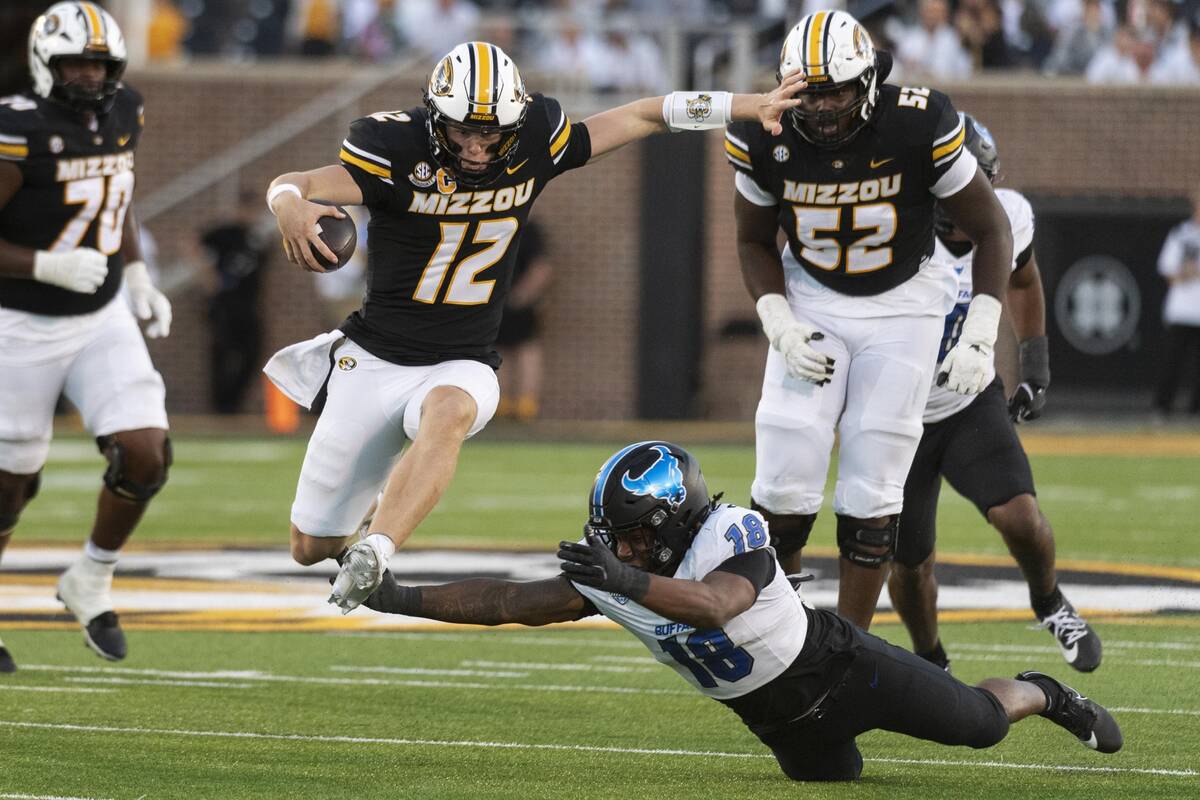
[263, 41, 808, 612]
[890, 115, 1102, 673]
[726, 9, 1013, 630]
[0, 3, 173, 671]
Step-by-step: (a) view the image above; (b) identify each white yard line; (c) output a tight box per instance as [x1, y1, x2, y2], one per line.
[460, 660, 661, 673]
[0, 685, 115, 694]
[0, 720, 1194, 778]
[953, 653, 1200, 668]
[0, 794, 114, 800]
[328, 666, 530, 678]
[62, 677, 254, 689]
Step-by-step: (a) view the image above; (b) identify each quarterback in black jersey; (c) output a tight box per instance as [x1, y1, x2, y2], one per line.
[727, 9, 1013, 631]
[889, 115, 1102, 674]
[263, 40, 808, 612]
[0, 3, 173, 672]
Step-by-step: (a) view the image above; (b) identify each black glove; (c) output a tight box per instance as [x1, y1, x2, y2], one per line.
[1009, 335, 1050, 424]
[330, 569, 420, 615]
[557, 534, 650, 602]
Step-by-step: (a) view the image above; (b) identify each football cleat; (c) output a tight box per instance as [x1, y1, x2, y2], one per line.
[1035, 598, 1102, 672]
[0, 640, 15, 673]
[328, 538, 389, 614]
[1017, 671, 1122, 753]
[57, 558, 127, 661]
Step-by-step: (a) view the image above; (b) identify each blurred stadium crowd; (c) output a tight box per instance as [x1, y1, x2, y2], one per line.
[93, 0, 1200, 86]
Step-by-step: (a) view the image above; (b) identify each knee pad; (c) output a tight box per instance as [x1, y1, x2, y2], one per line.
[752, 501, 816, 561]
[837, 514, 898, 568]
[97, 435, 173, 502]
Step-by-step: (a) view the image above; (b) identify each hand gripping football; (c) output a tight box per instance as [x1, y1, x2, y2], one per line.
[314, 206, 356, 271]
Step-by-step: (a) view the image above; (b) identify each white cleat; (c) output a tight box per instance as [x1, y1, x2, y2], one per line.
[57, 558, 126, 661]
[328, 536, 390, 614]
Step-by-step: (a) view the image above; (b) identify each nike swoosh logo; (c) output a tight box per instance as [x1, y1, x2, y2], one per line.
[1060, 642, 1079, 662]
[505, 158, 529, 175]
[1082, 731, 1098, 749]
[117, 134, 131, 146]
[869, 158, 893, 168]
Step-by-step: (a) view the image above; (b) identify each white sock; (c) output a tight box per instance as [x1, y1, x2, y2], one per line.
[84, 541, 120, 565]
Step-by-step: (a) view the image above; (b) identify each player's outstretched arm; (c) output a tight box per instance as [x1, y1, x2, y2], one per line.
[558, 536, 757, 629]
[361, 574, 589, 626]
[582, 70, 807, 161]
[267, 165, 362, 273]
[1007, 251, 1046, 343]
[936, 170, 1014, 395]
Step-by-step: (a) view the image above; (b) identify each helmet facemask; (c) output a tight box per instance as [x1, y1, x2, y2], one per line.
[787, 65, 877, 149]
[424, 97, 524, 188]
[50, 52, 125, 114]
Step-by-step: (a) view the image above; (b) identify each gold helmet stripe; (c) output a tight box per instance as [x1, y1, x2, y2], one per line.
[472, 41, 493, 115]
[806, 11, 829, 79]
[80, 2, 107, 48]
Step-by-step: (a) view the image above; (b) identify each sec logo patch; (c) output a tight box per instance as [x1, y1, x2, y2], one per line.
[337, 356, 357, 371]
[773, 145, 790, 163]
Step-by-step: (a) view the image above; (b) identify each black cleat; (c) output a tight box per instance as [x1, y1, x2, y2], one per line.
[81, 611, 127, 661]
[1017, 671, 1122, 753]
[1036, 598, 1102, 672]
[0, 644, 15, 673]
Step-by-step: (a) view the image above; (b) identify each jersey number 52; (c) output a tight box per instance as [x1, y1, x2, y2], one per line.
[793, 202, 896, 274]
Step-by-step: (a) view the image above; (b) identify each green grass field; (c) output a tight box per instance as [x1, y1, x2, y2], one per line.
[3, 432, 1198, 798]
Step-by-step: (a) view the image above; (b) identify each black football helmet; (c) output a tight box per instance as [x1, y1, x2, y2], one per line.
[935, 112, 1000, 237]
[585, 441, 713, 576]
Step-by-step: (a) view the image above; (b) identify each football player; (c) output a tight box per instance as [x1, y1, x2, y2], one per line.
[356, 441, 1122, 781]
[263, 41, 808, 613]
[889, 114, 1102, 673]
[725, 10, 1013, 629]
[0, 2, 173, 671]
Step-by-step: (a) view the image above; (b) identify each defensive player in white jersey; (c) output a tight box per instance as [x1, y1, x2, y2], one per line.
[265, 41, 808, 614]
[726, 10, 1013, 630]
[888, 115, 1102, 673]
[356, 441, 1121, 781]
[0, 3, 173, 671]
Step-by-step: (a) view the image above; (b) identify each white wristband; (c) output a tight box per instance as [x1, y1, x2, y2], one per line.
[961, 293, 1003, 347]
[266, 183, 302, 214]
[662, 91, 733, 132]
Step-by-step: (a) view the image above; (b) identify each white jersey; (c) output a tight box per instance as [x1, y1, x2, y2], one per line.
[571, 504, 808, 700]
[924, 188, 1036, 423]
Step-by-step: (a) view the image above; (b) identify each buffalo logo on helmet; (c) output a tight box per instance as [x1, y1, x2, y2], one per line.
[620, 445, 687, 512]
[431, 56, 454, 97]
[685, 94, 713, 124]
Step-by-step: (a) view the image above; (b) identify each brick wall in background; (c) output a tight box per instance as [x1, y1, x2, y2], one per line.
[127, 66, 1199, 419]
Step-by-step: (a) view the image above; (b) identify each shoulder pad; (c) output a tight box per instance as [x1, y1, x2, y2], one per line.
[0, 95, 40, 161]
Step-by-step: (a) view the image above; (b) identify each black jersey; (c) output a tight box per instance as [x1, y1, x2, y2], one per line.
[0, 86, 143, 316]
[725, 85, 973, 297]
[337, 94, 591, 368]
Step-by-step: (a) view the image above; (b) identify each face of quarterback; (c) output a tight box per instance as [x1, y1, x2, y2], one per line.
[798, 82, 860, 140]
[55, 57, 107, 97]
[443, 123, 504, 175]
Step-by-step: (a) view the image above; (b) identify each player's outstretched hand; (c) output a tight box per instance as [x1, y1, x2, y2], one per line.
[124, 261, 173, 338]
[1008, 382, 1047, 423]
[273, 194, 345, 273]
[558, 535, 650, 602]
[756, 293, 835, 385]
[759, 69, 807, 135]
[32, 248, 108, 294]
[937, 341, 992, 395]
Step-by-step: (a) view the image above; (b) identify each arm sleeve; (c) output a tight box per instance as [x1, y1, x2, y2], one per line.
[712, 549, 776, 596]
[928, 96, 977, 199]
[338, 118, 395, 208]
[1158, 228, 1183, 277]
[543, 96, 591, 176]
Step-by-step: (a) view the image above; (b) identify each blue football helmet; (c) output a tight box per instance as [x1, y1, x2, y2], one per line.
[585, 441, 713, 575]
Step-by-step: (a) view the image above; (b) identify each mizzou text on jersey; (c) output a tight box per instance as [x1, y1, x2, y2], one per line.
[0, 87, 142, 315]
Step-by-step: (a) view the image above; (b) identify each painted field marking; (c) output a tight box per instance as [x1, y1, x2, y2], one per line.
[1, 720, 1194, 778]
[0, 793, 113, 800]
[329, 665, 531, 678]
[62, 677, 254, 689]
[0, 685, 114, 694]
[954, 653, 1200, 669]
[1109, 707, 1200, 718]
[461, 660, 661, 674]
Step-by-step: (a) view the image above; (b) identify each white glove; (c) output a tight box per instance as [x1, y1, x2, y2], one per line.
[937, 294, 1002, 395]
[123, 261, 173, 338]
[756, 293, 835, 385]
[32, 248, 109, 293]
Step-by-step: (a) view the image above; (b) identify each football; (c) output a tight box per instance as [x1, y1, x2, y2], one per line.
[314, 206, 356, 271]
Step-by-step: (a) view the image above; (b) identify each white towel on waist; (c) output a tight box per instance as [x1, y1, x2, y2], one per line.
[262, 330, 346, 409]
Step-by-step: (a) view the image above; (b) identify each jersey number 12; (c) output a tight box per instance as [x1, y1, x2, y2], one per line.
[413, 218, 519, 305]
